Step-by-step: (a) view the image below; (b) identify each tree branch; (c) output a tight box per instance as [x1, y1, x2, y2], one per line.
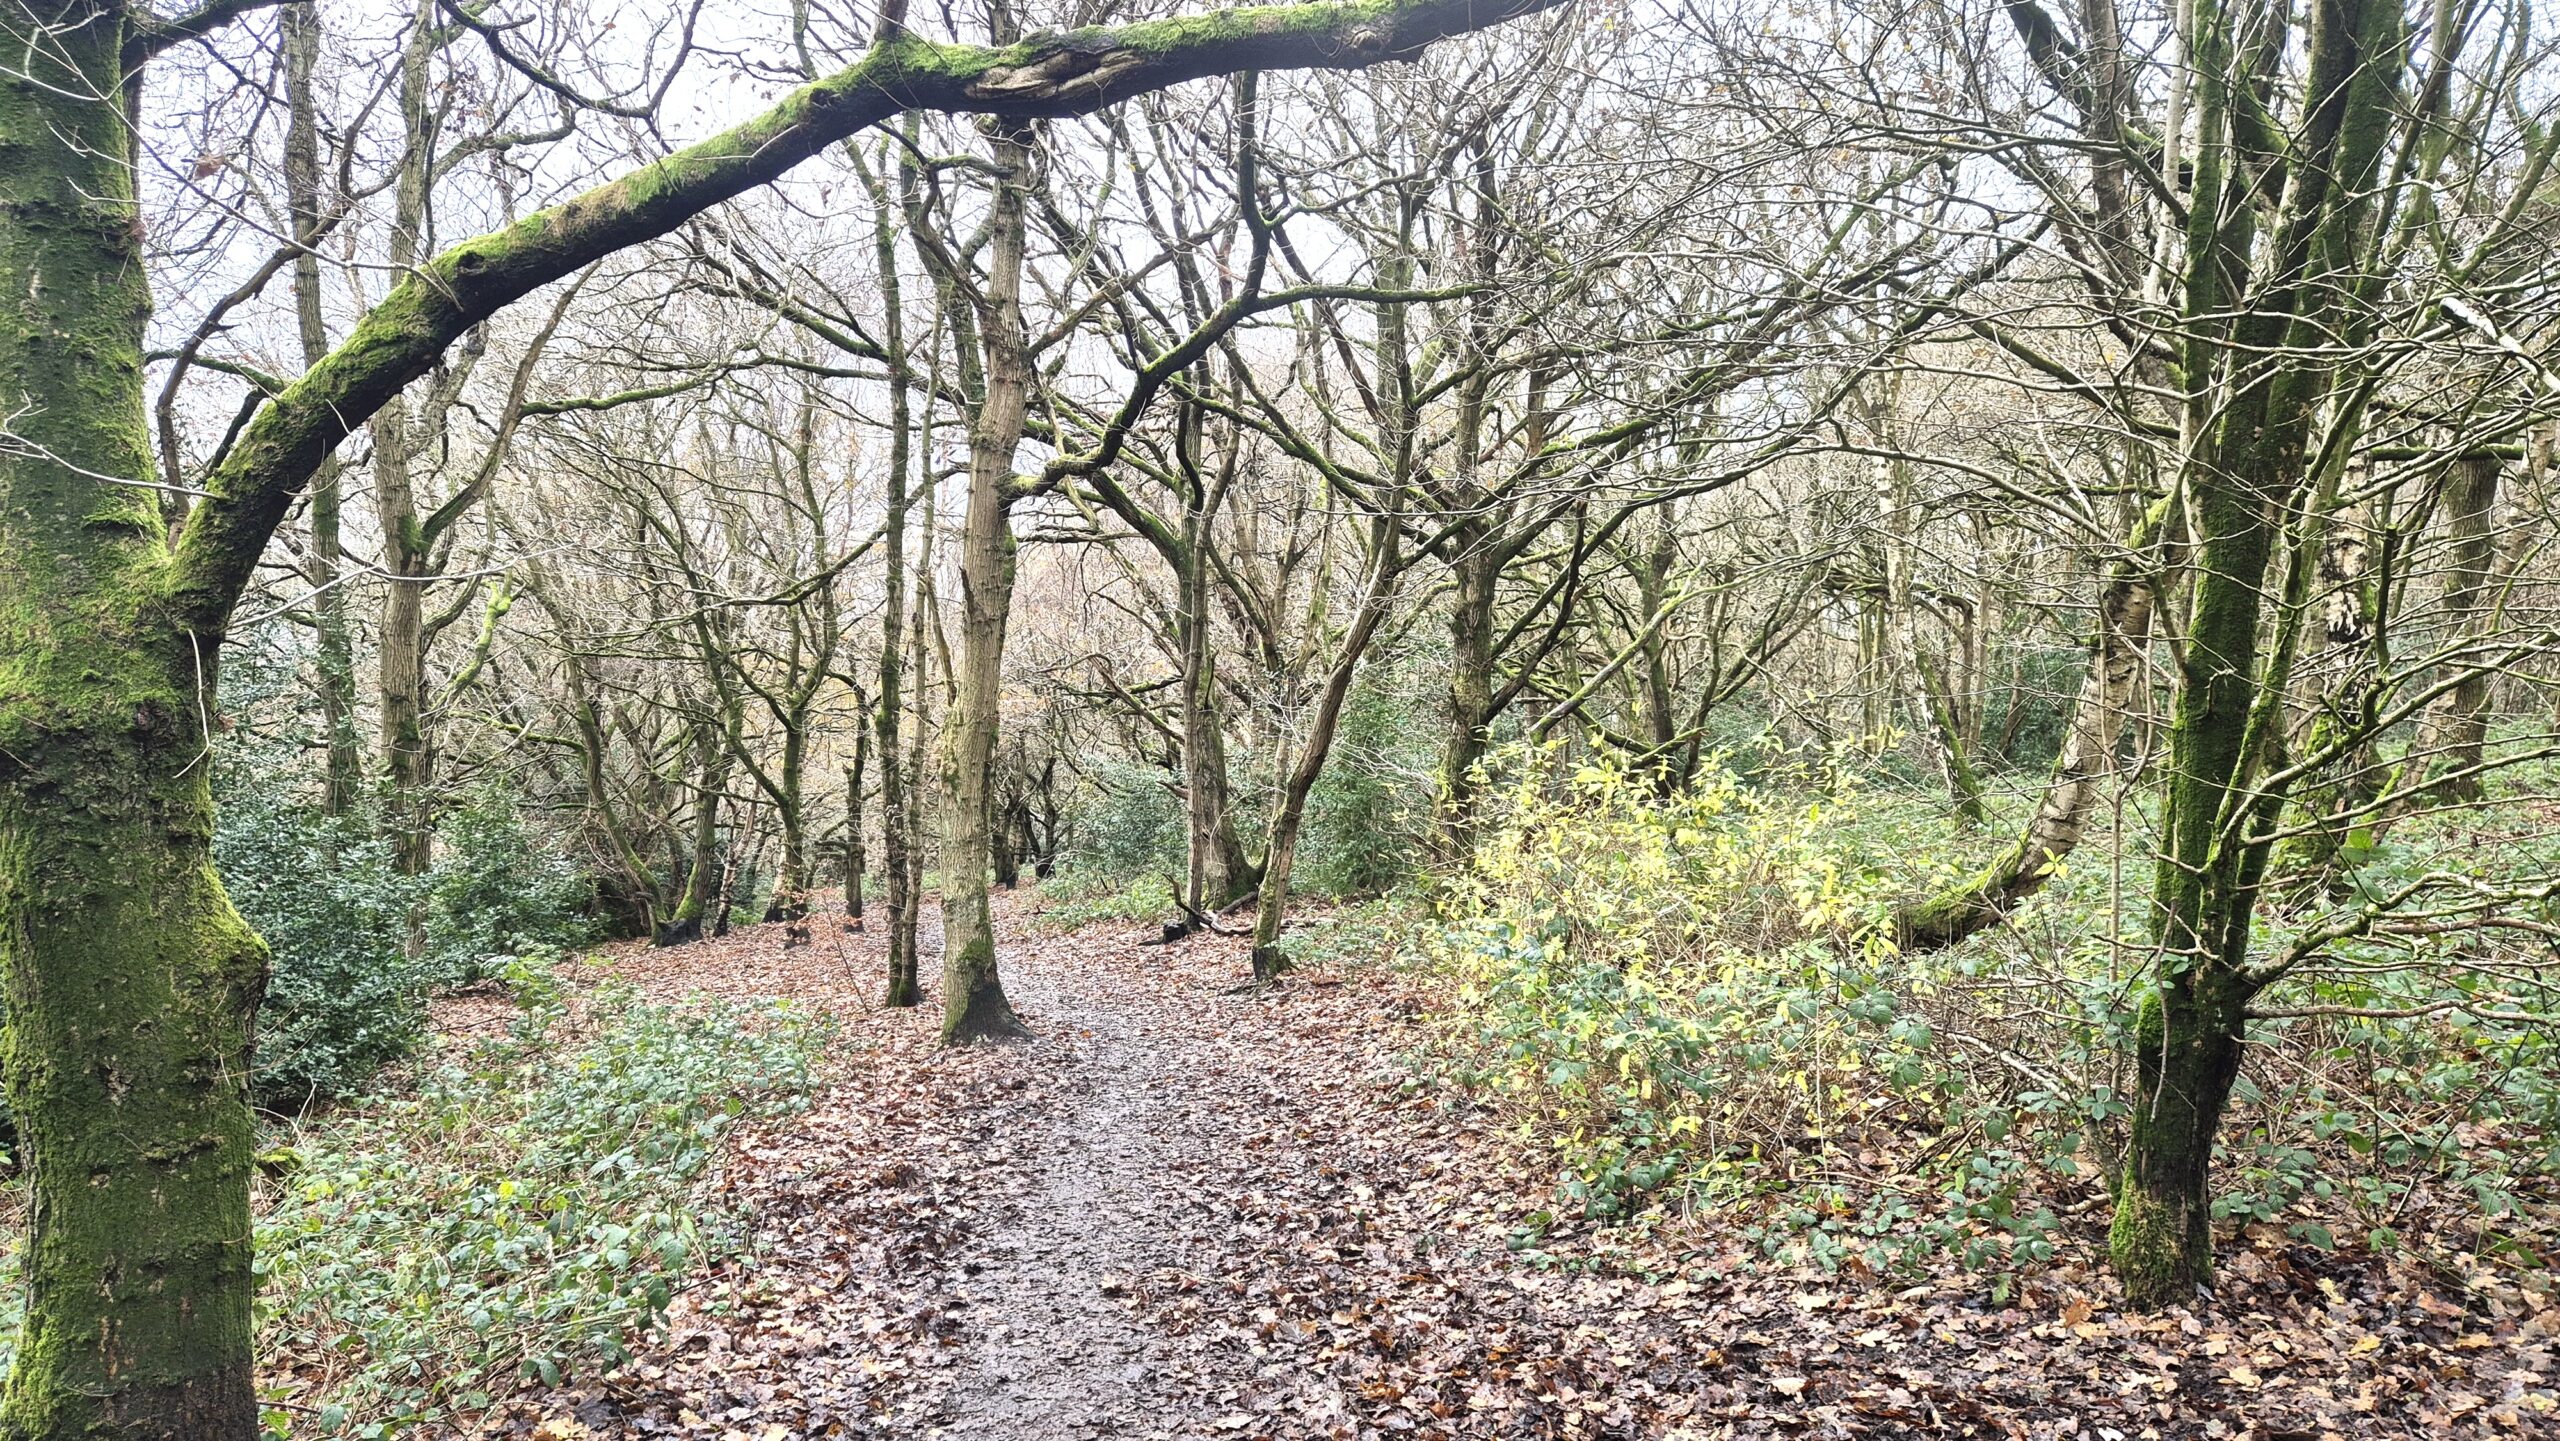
[167, 0, 1565, 633]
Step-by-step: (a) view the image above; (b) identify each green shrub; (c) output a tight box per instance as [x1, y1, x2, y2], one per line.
[1437, 740, 2560, 1291]
[1432, 745, 2080, 1286]
[424, 788, 594, 985]
[214, 771, 595, 1107]
[1300, 669, 1431, 898]
[217, 793, 434, 1107]
[1439, 747, 1940, 1197]
[1059, 758, 1187, 883]
[202, 625, 594, 1105]
[1036, 869, 1175, 928]
[253, 971, 831, 1435]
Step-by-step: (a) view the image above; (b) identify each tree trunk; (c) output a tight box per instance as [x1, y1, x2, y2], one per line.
[284, 1, 360, 820]
[374, 3, 438, 927]
[900, 598, 934, 999]
[1890, 510, 2160, 950]
[938, 122, 1034, 1045]
[866, 136, 923, 1006]
[2109, 978, 2249, 1309]
[763, 724, 809, 922]
[0, 8, 266, 1430]
[2109, 489, 2274, 1306]
[658, 721, 724, 946]
[1911, 646, 1989, 828]
[1035, 757, 1062, 876]
[713, 820, 760, 939]
[2419, 454, 2500, 803]
[845, 728, 869, 932]
[1435, 147, 1506, 854]
[2279, 469, 2383, 878]
[1178, 525, 1257, 910]
[1629, 527, 1690, 798]
[1436, 540, 1499, 858]
[993, 798, 1022, 890]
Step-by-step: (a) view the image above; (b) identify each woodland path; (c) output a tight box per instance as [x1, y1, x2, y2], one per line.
[492, 898, 2558, 1441]
[512, 896, 1359, 1440]
[924, 920, 1284, 1438]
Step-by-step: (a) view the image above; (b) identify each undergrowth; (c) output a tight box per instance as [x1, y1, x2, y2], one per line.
[0, 958, 835, 1438]
[1036, 869, 1176, 928]
[1431, 743, 2560, 1299]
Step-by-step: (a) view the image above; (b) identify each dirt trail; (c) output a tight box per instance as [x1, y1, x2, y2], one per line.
[503, 899, 2556, 1441]
[926, 941, 1275, 1439]
[521, 900, 1340, 1441]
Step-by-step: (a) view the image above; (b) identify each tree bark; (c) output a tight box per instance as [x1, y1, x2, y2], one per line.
[2106, 0, 2408, 1305]
[1628, 526, 1695, 798]
[658, 719, 726, 946]
[374, 0, 441, 897]
[283, 0, 360, 818]
[761, 722, 811, 923]
[867, 140, 923, 1003]
[993, 796, 1023, 890]
[0, 6, 265, 1432]
[845, 725, 869, 931]
[2418, 454, 2501, 802]
[1430, 150, 1506, 856]
[1911, 646, 1990, 828]
[1175, 433, 1258, 909]
[2108, 978, 2250, 1309]
[938, 122, 1035, 1045]
[1436, 539, 1499, 855]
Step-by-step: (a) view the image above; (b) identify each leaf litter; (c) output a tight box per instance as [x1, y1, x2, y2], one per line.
[461, 896, 2560, 1440]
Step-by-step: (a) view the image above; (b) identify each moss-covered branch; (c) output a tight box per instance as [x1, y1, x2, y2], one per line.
[166, 0, 1564, 632]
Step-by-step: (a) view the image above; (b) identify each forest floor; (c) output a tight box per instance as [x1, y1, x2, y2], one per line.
[472, 895, 2560, 1441]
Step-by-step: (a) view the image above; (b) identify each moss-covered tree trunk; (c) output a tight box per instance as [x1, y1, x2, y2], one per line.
[659, 720, 726, 946]
[1178, 583, 1256, 908]
[2111, 480, 2276, 1307]
[0, 5, 266, 1432]
[1911, 647, 1989, 827]
[762, 721, 811, 923]
[2109, 978, 2251, 1306]
[1172, 424, 1258, 912]
[2103, 0, 2408, 1308]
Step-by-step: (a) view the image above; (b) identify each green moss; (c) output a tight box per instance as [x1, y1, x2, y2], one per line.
[2107, 1182, 2207, 1310]
[2, 5, 275, 1431]
[938, 930, 1027, 1044]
